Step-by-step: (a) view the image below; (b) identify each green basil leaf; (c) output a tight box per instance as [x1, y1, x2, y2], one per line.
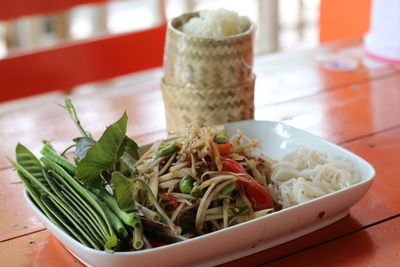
[75, 113, 128, 188]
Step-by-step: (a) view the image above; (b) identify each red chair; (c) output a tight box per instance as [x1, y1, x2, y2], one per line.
[0, 0, 167, 102]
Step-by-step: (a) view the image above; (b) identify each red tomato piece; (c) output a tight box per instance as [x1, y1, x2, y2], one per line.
[222, 158, 248, 188]
[217, 143, 234, 156]
[244, 180, 273, 211]
[165, 193, 179, 210]
[221, 158, 273, 211]
[222, 158, 247, 174]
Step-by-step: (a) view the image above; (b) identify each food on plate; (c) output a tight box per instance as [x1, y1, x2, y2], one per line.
[181, 8, 250, 37]
[135, 126, 274, 236]
[7, 99, 360, 252]
[269, 147, 361, 209]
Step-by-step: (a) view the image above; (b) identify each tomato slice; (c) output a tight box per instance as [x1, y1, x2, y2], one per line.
[222, 158, 247, 188]
[221, 158, 273, 211]
[245, 180, 273, 211]
[165, 193, 179, 210]
[221, 157, 247, 173]
[217, 143, 234, 156]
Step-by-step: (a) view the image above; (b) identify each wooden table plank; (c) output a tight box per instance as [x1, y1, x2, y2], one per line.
[0, 230, 83, 267]
[254, 42, 400, 106]
[0, 168, 44, 242]
[264, 217, 400, 267]
[256, 74, 400, 144]
[4, 216, 400, 267]
[223, 126, 400, 266]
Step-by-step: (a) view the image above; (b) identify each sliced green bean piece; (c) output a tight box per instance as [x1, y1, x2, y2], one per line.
[95, 189, 140, 227]
[220, 182, 236, 195]
[133, 222, 144, 250]
[136, 203, 161, 222]
[179, 176, 195, 194]
[156, 144, 179, 158]
[86, 190, 128, 239]
[215, 130, 228, 144]
[190, 183, 205, 198]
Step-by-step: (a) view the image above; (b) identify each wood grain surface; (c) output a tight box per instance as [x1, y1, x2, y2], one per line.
[1, 40, 399, 266]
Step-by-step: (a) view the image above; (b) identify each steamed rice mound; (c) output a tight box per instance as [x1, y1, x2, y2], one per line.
[181, 9, 250, 37]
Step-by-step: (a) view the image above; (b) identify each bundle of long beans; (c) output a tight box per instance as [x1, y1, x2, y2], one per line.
[8, 143, 122, 250]
[7, 99, 185, 251]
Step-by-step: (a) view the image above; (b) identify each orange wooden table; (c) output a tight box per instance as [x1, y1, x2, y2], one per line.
[1, 40, 400, 266]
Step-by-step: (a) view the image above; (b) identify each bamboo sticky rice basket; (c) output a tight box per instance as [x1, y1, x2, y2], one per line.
[162, 11, 256, 131]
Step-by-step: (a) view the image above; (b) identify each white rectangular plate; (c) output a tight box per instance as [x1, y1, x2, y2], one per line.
[25, 120, 375, 267]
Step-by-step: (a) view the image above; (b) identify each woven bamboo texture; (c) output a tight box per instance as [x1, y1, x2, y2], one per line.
[161, 78, 255, 131]
[164, 12, 254, 89]
[162, 12, 256, 130]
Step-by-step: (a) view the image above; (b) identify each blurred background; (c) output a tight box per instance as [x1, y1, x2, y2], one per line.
[0, 0, 373, 103]
[0, 0, 327, 59]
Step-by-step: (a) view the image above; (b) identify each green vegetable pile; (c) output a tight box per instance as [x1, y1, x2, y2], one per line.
[7, 99, 185, 251]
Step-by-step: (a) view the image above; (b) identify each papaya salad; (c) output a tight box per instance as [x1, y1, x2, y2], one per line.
[136, 126, 275, 236]
[8, 99, 359, 252]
